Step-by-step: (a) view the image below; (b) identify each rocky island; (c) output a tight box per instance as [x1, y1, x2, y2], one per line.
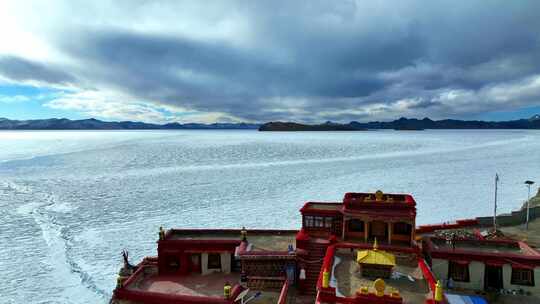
[259, 115, 540, 131]
[258, 121, 367, 131]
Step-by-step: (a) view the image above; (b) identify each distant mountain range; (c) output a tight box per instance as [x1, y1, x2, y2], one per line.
[259, 115, 540, 131]
[1, 115, 539, 130]
[0, 118, 259, 130]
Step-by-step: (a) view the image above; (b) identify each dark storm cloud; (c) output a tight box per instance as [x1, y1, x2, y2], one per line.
[7, 0, 540, 121]
[0, 56, 76, 86]
[60, 29, 392, 104]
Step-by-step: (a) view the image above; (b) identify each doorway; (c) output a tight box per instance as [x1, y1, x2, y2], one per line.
[369, 221, 388, 242]
[190, 253, 201, 273]
[484, 265, 503, 291]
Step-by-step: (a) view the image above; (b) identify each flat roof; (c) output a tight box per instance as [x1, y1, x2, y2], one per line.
[430, 238, 524, 254]
[344, 192, 415, 205]
[128, 270, 240, 297]
[247, 232, 297, 252]
[121, 265, 298, 304]
[300, 202, 342, 214]
[166, 229, 297, 252]
[333, 251, 429, 304]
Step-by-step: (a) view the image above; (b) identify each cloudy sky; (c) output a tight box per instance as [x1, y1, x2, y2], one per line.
[1, 1, 540, 123]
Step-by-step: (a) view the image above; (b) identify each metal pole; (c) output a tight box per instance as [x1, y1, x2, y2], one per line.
[494, 174, 498, 231]
[526, 183, 531, 230]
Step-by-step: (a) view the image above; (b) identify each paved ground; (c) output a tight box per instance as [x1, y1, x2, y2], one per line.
[134, 272, 241, 297]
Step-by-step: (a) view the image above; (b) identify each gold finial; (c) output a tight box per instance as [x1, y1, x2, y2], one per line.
[373, 278, 385, 297]
[375, 190, 384, 201]
[159, 226, 165, 240]
[434, 280, 443, 302]
[116, 276, 124, 289]
[359, 286, 369, 294]
[241, 226, 247, 241]
[224, 282, 232, 299]
[373, 237, 378, 250]
[322, 269, 330, 288]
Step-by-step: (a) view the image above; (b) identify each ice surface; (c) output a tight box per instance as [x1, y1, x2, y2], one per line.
[0, 129, 539, 303]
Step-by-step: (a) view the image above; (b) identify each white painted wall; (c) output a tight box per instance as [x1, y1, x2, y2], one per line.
[431, 258, 448, 284]
[464, 261, 484, 290]
[502, 264, 540, 293]
[431, 259, 484, 290]
[221, 253, 231, 274]
[201, 253, 210, 275]
[433, 258, 540, 294]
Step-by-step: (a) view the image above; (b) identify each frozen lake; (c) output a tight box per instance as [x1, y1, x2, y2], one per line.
[0, 129, 539, 303]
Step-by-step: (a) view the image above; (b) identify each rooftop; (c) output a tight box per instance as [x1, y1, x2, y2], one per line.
[430, 238, 525, 254]
[357, 248, 396, 267]
[121, 265, 296, 304]
[343, 191, 415, 206]
[129, 269, 240, 298]
[332, 251, 430, 304]
[165, 229, 297, 252]
[300, 202, 342, 214]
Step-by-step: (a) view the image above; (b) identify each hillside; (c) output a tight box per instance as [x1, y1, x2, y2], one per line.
[0, 118, 259, 130]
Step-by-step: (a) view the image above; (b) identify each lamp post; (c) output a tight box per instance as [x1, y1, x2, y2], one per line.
[525, 180, 535, 230]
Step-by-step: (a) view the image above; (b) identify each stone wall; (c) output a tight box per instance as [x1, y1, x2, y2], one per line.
[477, 205, 540, 227]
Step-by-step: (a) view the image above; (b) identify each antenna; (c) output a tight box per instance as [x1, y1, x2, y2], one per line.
[493, 173, 499, 231]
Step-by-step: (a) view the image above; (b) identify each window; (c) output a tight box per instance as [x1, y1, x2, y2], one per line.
[208, 253, 221, 269]
[394, 222, 412, 235]
[166, 256, 180, 272]
[348, 219, 364, 232]
[304, 216, 314, 228]
[448, 261, 470, 282]
[324, 217, 333, 228]
[314, 217, 324, 227]
[512, 268, 534, 286]
[304, 216, 332, 229]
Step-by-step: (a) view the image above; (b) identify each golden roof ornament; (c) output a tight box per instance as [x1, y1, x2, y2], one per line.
[434, 280, 443, 301]
[375, 190, 384, 201]
[240, 226, 247, 241]
[356, 238, 396, 267]
[159, 226, 165, 240]
[374, 278, 385, 297]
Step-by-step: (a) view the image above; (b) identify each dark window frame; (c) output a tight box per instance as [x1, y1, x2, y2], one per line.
[448, 261, 470, 282]
[324, 217, 333, 228]
[304, 216, 314, 228]
[315, 216, 325, 227]
[348, 219, 365, 232]
[394, 222, 412, 235]
[207, 253, 221, 269]
[511, 268, 535, 286]
[166, 255, 180, 272]
[304, 215, 333, 229]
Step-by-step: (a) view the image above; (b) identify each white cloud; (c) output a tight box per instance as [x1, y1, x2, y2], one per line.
[0, 95, 30, 103]
[43, 89, 243, 123]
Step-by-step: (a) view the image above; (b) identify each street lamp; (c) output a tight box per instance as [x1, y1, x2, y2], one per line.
[525, 180, 535, 230]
